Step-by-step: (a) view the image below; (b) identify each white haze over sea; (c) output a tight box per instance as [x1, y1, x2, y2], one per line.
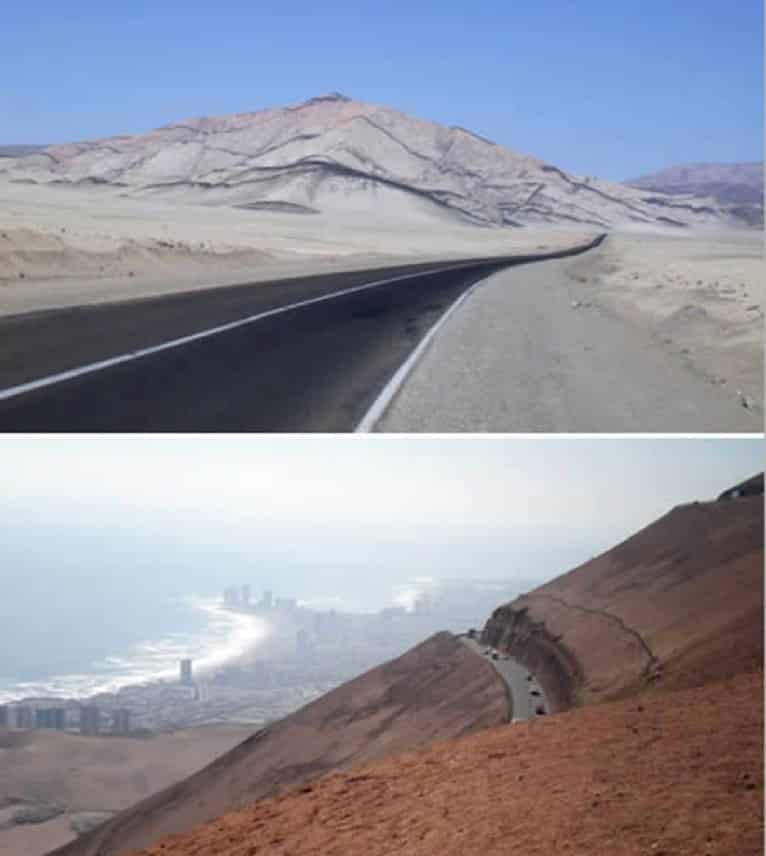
[0, 576, 442, 704]
[2, 436, 760, 704]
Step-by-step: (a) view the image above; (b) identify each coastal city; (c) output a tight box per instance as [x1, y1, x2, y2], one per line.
[0, 579, 526, 734]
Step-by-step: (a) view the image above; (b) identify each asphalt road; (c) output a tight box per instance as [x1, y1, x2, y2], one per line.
[460, 636, 549, 722]
[0, 239, 603, 432]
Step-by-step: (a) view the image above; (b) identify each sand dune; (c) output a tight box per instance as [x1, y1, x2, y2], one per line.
[0, 177, 591, 316]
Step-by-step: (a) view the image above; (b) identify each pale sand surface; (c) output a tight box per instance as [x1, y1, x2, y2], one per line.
[0, 180, 591, 316]
[0, 723, 253, 856]
[568, 228, 763, 408]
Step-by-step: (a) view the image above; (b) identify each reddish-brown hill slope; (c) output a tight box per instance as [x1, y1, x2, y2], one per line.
[133, 671, 763, 856]
[51, 632, 509, 856]
[484, 492, 763, 708]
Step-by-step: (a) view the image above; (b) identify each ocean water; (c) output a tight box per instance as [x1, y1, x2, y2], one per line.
[0, 596, 270, 703]
[1, 500, 534, 704]
[0, 574, 486, 703]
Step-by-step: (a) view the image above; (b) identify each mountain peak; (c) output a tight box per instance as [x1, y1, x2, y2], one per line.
[302, 92, 353, 106]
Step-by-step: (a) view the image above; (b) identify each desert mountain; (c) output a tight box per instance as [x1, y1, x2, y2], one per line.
[484, 480, 764, 709]
[110, 479, 764, 856]
[628, 161, 764, 224]
[52, 476, 763, 856]
[0, 94, 737, 229]
[50, 633, 509, 856]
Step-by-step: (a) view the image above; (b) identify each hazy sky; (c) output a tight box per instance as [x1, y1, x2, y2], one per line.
[2, 437, 761, 601]
[3, 0, 762, 179]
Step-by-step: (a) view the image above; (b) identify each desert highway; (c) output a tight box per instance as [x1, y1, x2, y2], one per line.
[0, 237, 604, 432]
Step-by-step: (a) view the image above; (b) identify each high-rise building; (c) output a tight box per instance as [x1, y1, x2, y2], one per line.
[261, 589, 273, 610]
[35, 708, 66, 729]
[296, 629, 311, 654]
[0, 705, 8, 728]
[112, 709, 131, 734]
[223, 586, 236, 607]
[241, 584, 251, 606]
[180, 658, 193, 685]
[253, 660, 270, 687]
[80, 705, 101, 735]
[15, 705, 33, 729]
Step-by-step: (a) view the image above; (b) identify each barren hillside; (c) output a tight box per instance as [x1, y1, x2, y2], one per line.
[0, 724, 253, 856]
[47, 481, 765, 856]
[483, 488, 763, 708]
[0, 94, 736, 229]
[51, 632, 509, 856]
[132, 671, 763, 856]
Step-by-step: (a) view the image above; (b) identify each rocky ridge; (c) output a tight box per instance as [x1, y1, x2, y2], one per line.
[0, 94, 737, 229]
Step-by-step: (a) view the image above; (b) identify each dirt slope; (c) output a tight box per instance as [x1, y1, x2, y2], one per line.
[51, 632, 509, 856]
[484, 491, 763, 708]
[133, 670, 763, 856]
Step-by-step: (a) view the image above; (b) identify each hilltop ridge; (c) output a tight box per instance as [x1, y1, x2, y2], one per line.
[0, 94, 741, 229]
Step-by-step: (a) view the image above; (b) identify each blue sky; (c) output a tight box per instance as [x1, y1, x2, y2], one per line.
[2, 0, 763, 179]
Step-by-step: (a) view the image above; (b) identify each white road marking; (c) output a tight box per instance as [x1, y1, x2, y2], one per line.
[356, 234, 608, 432]
[0, 261, 482, 403]
[355, 274, 489, 432]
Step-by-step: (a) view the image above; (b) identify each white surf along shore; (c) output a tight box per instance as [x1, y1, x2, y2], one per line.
[0, 597, 270, 704]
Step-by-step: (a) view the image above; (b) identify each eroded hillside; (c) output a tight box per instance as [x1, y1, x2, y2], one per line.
[0, 94, 735, 229]
[483, 489, 763, 708]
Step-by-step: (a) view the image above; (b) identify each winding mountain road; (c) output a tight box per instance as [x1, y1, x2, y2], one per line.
[459, 636, 549, 722]
[0, 239, 603, 432]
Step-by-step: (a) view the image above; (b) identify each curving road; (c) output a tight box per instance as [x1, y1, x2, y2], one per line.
[0, 239, 603, 432]
[460, 635, 549, 722]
